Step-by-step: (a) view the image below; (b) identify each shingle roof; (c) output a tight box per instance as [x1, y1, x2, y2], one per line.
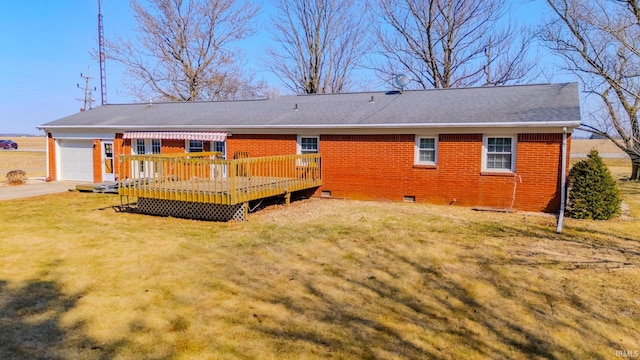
[39, 83, 581, 130]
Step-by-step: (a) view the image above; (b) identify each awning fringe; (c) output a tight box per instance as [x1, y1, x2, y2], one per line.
[123, 131, 228, 142]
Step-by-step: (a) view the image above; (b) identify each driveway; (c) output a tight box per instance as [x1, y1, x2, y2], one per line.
[0, 180, 93, 201]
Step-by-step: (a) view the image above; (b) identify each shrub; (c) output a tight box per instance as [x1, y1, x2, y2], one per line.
[6, 170, 27, 185]
[567, 149, 621, 220]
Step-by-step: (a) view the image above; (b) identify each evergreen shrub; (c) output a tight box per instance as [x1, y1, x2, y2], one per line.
[567, 149, 621, 220]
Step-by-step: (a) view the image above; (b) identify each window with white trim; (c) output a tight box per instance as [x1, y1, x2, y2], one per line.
[483, 136, 515, 172]
[212, 141, 226, 158]
[151, 139, 161, 154]
[135, 139, 146, 155]
[298, 136, 319, 154]
[415, 136, 437, 165]
[187, 140, 204, 153]
[133, 138, 161, 154]
[133, 139, 161, 173]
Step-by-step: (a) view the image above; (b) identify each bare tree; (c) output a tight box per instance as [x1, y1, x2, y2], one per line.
[264, 0, 371, 94]
[540, 0, 640, 180]
[106, 0, 265, 101]
[371, 0, 535, 89]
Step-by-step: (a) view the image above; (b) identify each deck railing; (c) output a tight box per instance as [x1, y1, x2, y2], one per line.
[117, 152, 322, 205]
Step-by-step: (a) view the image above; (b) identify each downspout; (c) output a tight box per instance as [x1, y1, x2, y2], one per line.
[556, 127, 568, 234]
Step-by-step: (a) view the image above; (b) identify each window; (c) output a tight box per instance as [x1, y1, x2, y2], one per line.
[135, 139, 146, 155]
[133, 139, 161, 173]
[298, 136, 319, 154]
[483, 136, 515, 172]
[151, 139, 161, 154]
[133, 139, 161, 155]
[187, 140, 204, 153]
[415, 136, 437, 165]
[212, 141, 226, 158]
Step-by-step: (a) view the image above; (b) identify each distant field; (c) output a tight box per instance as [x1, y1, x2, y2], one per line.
[571, 139, 627, 157]
[9, 136, 46, 150]
[0, 137, 46, 179]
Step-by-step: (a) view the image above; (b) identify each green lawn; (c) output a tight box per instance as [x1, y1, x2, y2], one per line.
[0, 171, 638, 359]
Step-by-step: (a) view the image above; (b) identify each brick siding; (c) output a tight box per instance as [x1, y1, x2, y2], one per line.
[46, 134, 56, 181]
[90, 132, 570, 212]
[226, 132, 569, 212]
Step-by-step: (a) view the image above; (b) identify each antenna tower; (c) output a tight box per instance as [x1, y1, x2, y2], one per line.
[98, 0, 107, 105]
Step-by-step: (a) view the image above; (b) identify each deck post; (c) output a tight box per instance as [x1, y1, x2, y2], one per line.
[243, 201, 249, 219]
[284, 191, 291, 206]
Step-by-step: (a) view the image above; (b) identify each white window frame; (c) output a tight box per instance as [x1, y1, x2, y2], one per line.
[133, 139, 161, 155]
[482, 135, 516, 173]
[186, 139, 204, 153]
[132, 139, 161, 175]
[185, 140, 227, 159]
[151, 139, 161, 154]
[297, 135, 319, 155]
[212, 141, 225, 155]
[414, 135, 438, 165]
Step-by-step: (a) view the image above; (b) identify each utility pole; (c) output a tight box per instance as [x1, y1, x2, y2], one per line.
[77, 70, 96, 111]
[98, 0, 107, 105]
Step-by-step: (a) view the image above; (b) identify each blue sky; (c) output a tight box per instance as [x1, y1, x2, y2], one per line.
[0, 0, 573, 135]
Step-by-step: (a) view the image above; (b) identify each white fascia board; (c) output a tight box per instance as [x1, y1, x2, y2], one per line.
[224, 121, 583, 129]
[40, 120, 582, 132]
[50, 131, 116, 140]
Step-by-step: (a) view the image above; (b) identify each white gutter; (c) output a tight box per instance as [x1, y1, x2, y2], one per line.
[556, 127, 568, 234]
[37, 121, 582, 130]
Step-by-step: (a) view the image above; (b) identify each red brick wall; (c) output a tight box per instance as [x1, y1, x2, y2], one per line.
[227, 134, 297, 158]
[111, 132, 569, 212]
[114, 135, 125, 180]
[161, 139, 188, 154]
[320, 134, 416, 201]
[514, 133, 571, 212]
[318, 133, 569, 212]
[46, 133, 56, 181]
[92, 139, 101, 183]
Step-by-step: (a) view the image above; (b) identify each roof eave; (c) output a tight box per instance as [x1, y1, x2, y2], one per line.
[38, 120, 582, 131]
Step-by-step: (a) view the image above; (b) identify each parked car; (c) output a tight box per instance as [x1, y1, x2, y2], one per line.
[0, 140, 18, 149]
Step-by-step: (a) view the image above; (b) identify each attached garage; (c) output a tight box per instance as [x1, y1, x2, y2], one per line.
[58, 139, 93, 181]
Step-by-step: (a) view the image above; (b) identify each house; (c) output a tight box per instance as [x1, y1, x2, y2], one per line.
[38, 82, 581, 218]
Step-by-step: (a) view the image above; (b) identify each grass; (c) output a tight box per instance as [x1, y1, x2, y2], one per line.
[0, 138, 638, 358]
[0, 175, 639, 359]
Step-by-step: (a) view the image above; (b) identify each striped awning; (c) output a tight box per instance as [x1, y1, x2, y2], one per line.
[123, 131, 228, 142]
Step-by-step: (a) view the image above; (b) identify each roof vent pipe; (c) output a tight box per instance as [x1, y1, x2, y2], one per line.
[369, 96, 374, 103]
[294, 103, 298, 111]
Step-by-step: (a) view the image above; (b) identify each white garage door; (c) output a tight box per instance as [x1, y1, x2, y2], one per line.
[59, 140, 93, 181]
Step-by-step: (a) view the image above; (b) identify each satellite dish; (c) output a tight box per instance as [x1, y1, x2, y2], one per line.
[394, 73, 411, 92]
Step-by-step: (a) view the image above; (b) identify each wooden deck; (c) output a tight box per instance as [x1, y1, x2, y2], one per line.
[117, 152, 322, 206]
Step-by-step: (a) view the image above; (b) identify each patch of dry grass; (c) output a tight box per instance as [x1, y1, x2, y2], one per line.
[0, 177, 639, 359]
